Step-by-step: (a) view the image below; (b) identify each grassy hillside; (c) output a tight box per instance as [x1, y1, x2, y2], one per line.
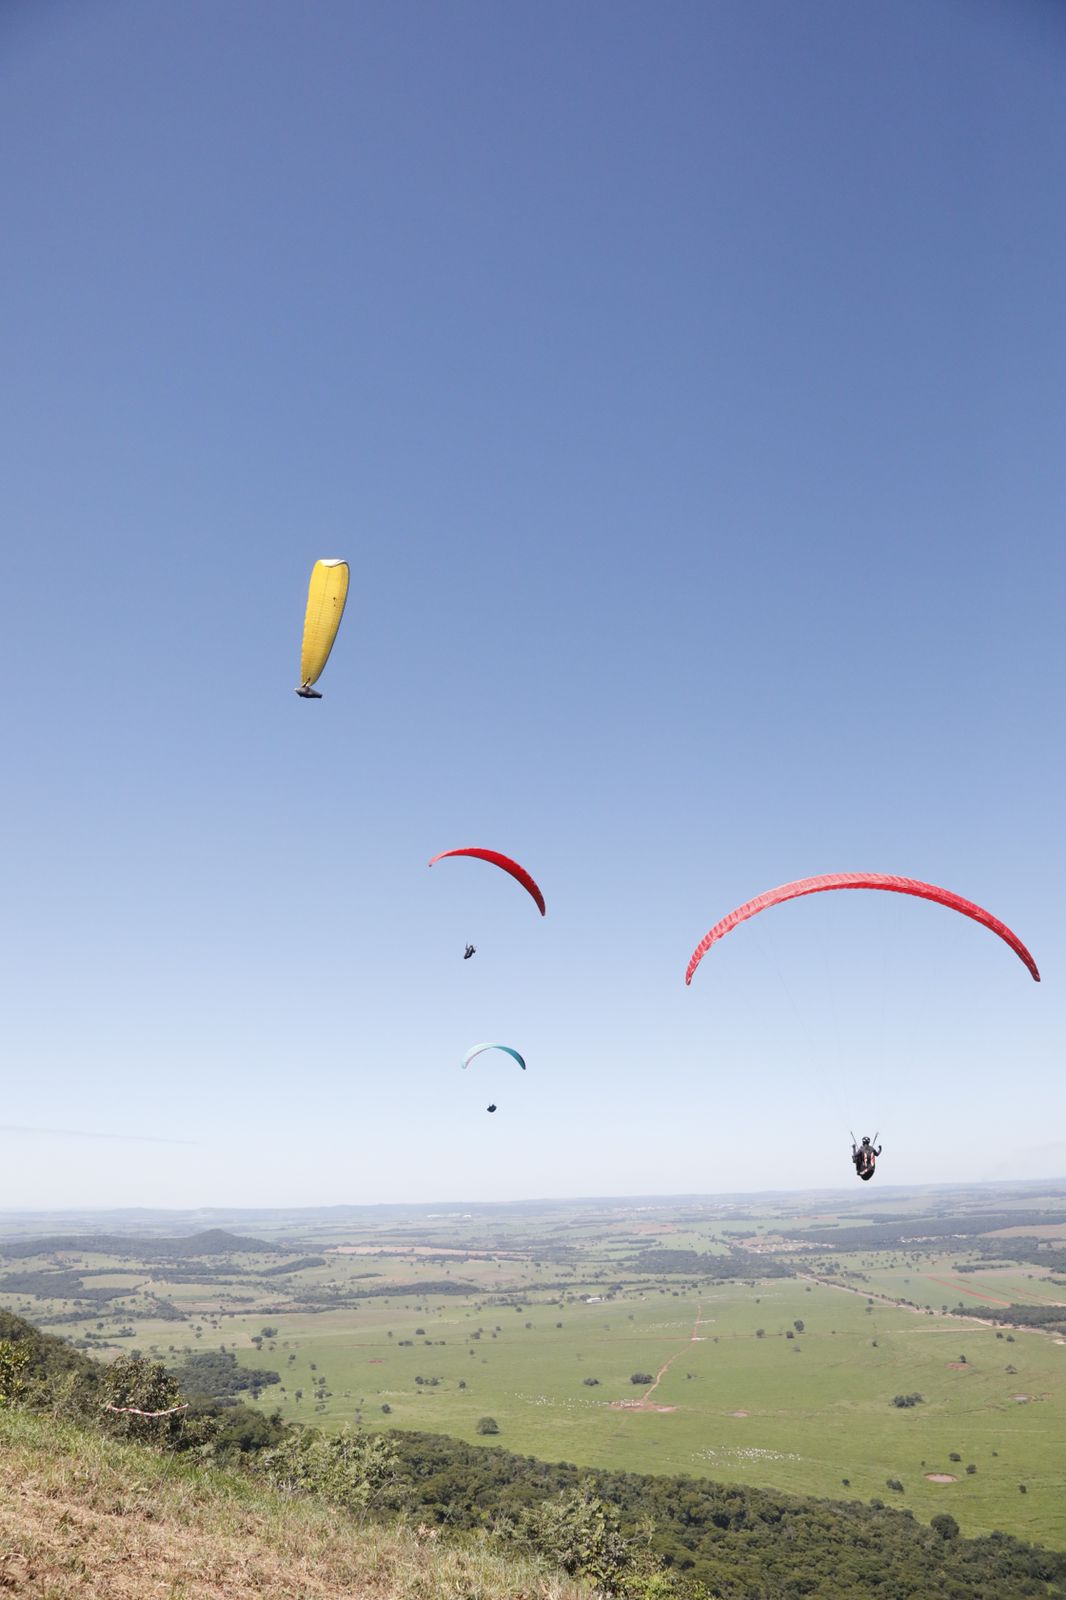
[0, 1408, 585, 1600]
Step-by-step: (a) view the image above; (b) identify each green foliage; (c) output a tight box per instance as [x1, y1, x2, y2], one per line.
[476, 1416, 500, 1434]
[102, 1354, 187, 1446]
[932, 1514, 960, 1540]
[259, 1425, 400, 1517]
[630, 1373, 654, 1385]
[168, 1350, 280, 1401]
[380, 1429, 1066, 1599]
[205, 1403, 288, 1457]
[0, 1308, 103, 1414]
[891, 1392, 924, 1407]
[525, 1484, 629, 1591]
[0, 1340, 31, 1404]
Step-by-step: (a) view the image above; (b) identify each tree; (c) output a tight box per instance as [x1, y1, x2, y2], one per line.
[476, 1416, 500, 1435]
[630, 1372, 654, 1385]
[526, 1484, 629, 1590]
[101, 1355, 186, 1446]
[931, 1513, 960, 1540]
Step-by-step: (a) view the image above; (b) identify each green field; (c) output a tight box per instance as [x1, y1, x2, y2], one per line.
[3, 1186, 1066, 1546]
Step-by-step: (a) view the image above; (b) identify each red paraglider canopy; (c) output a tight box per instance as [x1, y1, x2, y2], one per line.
[428, 848, 546, 916]
[685, 872, 1039, 986]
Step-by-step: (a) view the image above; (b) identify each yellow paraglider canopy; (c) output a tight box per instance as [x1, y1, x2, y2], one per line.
[297, 560, 349, 697]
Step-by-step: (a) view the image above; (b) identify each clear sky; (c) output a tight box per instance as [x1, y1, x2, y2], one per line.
[1, 0, 1062, 1210]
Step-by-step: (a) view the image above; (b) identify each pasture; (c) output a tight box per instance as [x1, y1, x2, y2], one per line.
[3, 1187, 1066, 1545]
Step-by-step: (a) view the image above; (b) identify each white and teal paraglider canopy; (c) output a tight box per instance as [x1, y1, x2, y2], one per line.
[461, 1043, 527, 1073]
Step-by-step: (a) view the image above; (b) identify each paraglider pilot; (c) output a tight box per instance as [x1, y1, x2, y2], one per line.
[852, 1135, 881, 1181]
[464, 944, 476, 960]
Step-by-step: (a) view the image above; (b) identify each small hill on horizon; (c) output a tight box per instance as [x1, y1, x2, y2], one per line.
[0, 1228, 278, 1261]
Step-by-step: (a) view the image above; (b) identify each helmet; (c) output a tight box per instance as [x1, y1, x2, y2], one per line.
[861, 1136, 871, 1145]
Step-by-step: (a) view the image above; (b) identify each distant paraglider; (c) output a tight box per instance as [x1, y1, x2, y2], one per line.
[685, 873, 1040, 986]
[462, 1043, 527, 1074]
[429, 848, 546, 916]
[296, 559, 349, 698]
[461, 1044, 526, 1115]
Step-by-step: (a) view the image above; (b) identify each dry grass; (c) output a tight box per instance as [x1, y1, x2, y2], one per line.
[0, 1411, 588, 1599]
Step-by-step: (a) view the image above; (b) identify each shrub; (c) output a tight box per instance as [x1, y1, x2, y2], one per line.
[260, 1427, 399, 1517]
[476, 1416, 500, 1435]
[0, 1341, 30, 1405]
[583, 1377, 600, 1386]
[932, 1514, 960, 1540]
[630, 1373, 654, 1386]
[525, 1484, 628, 1589]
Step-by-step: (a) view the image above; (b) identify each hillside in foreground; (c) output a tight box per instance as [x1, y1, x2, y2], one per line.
[4, 1302, 1066, 1597]
[0, 1407, 584, 1600]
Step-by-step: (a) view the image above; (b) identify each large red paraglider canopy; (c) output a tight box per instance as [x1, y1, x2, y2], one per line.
[685, 872, 1039, 986]
[428, 848, 546, 916]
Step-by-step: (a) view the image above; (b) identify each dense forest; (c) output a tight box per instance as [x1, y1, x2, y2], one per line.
[950, 1302, 1066, 1334]
[630, 1249, 791, 1279]
[380, 1429, 1066, 1598]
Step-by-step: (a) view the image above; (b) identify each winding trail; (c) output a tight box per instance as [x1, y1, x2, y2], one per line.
[641, 1301, 709, 1403]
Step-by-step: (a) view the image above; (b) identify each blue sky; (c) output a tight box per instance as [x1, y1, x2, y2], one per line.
[1, 0, 1062, 1209]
